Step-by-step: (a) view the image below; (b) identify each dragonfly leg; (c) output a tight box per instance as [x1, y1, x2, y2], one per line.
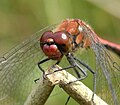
[34, 58, 50, 83]
[50, 53, 87, 79]
[66, 53, 88, 83]
[65, 96, 70, 105]
[34, 78, 40, 83]
[46, 64, 76, 76]
[37, 58, 50, 79]
[68, 53, 97, 104]
[73, 56, 97, 101]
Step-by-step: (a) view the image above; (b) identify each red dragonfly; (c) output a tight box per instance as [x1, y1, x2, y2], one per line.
[0, 19, 120, 105]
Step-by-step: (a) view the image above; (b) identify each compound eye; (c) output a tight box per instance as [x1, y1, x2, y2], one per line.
[53, 31, 69, 45]
[40, 31, 53, 42]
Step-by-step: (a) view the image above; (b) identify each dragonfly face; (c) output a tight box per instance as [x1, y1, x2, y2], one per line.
[40, 31, 71, 60]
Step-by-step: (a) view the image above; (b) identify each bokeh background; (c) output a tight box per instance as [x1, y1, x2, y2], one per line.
[0, 0, 120, 105]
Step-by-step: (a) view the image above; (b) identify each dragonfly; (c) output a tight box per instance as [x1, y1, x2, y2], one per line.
[0, 19, 120, 105]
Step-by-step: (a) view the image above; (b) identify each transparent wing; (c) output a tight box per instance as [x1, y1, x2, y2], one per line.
[0, 25, 56, 105]
[94, 43, 120, 105]
[89, 32, 120, 105]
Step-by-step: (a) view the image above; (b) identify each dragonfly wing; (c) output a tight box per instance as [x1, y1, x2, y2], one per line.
[91, 38, 120, 105]
[81, 23, 120, 105]
[0, 25, 56, 105]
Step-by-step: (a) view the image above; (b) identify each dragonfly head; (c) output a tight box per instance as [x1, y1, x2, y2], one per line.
[40, 31, 72, 60]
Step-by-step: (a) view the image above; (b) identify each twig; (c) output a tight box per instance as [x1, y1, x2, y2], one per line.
[24, 75, 55, 105]
[24, 65, 108, 105]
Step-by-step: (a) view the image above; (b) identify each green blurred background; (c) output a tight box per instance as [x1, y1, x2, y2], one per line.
[0, 0, 120, 105]
[0, 0, 120, 56]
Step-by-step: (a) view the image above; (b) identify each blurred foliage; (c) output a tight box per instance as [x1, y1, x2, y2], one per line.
[0, 0, 120, 105]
